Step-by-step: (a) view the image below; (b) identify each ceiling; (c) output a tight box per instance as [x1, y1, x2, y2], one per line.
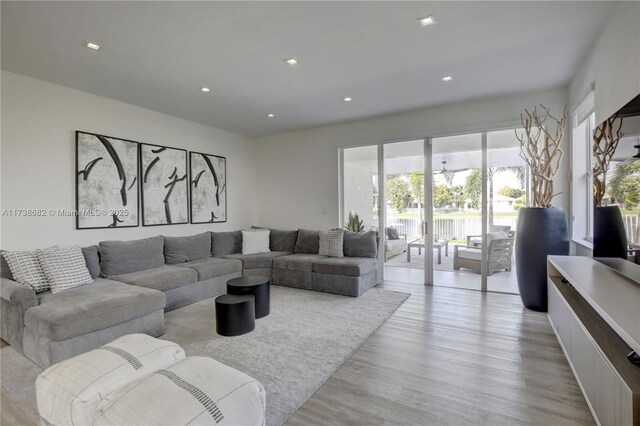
[1, 1, 613, 137]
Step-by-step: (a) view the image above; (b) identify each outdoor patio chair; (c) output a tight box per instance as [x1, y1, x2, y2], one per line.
[466, 225, 513, 247]
[453, 236, 515, 275]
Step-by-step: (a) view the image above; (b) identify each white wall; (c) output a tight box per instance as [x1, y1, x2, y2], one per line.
[1, 71, 257, 250]
[253, 87, 569, 230]
[569, 1, 640, 122]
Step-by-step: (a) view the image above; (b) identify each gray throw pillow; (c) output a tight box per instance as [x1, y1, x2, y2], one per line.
[99, 236, 165, 276]
[269, 229, 298, 252]
[318, 229, 344, 258]
[343, 231, 377, 258]
[81, 246, 101, 279]
[164, 232, 211, 264]
[211, 231, 242, 257]
[295, 229, 320, 254]
[0, 250, 14, 280]
[386, 227, 400, 240]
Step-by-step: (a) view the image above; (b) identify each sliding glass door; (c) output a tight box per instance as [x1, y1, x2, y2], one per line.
[341, 127, 525, 294]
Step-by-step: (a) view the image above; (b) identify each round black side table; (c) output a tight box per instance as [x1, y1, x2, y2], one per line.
[227, 276, 270, 319]
[215, 294, 255, 336]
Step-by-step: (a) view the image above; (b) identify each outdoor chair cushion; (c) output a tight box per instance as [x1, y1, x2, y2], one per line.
[164, 232, 211, 264]
[312, 257, 377, 277]
[25, 279, 165, 341]
[457, 247, 482, 261]
[176, 258, 242, 281]
[386, 227, 400, 240]
[273, 254, 328, 272]
[111, 265, 198, 292]
[222, 251, 291, 269]
[99, 236, 165, 276]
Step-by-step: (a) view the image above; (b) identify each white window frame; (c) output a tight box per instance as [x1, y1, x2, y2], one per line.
[571, 91, 595, 247]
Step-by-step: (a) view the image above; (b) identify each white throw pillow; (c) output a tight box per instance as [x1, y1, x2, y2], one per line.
[242, 229, 271, 255]
[318, 229, 344, 258]
[37, 246, 93, 294]
[2, 249, 50, 292]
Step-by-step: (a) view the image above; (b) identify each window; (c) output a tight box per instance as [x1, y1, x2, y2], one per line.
[571, 91, 595, 245]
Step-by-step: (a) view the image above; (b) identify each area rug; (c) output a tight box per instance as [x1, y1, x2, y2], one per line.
[1, 285, 409, 426]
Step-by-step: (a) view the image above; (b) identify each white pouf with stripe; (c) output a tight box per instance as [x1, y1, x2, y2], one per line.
[36, 334, 186, 426]
[93, 356, 266, 426]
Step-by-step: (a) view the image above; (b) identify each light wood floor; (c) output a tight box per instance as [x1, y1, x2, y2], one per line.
[1, 282, 593, 426]
[287, 281, 594, 425]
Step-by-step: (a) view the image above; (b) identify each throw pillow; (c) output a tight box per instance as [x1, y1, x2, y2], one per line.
[211, 231, 243, 257]
[37, 246, 94, 294]
[294, 229, 320, 254]
[343, 231, 377, 258]
[386, 227, 400, 240]
[318, 229, 344, 258]
[3, 249, 50, 292]
[242, 229, 271, 255]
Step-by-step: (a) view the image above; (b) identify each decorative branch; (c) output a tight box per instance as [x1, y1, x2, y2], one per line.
[514, 104, 568, 208]
[592, 113, 624, 206]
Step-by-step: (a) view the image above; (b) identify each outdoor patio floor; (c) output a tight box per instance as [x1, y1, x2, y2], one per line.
[384, 245, 519, 294]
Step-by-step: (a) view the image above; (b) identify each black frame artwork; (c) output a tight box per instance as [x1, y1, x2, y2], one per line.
[75, 131, 140, 229]
[189, 151, 227, 223]
[140, 143, 189, 226]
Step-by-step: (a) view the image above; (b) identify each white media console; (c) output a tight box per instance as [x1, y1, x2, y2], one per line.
[547, 256, 640, 425]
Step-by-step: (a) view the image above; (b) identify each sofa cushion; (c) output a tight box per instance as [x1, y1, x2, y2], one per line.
[81, 246, 101, 279]
[164, 232, 211, 264]
[99, 236, 165, 276]
[343, 231, 377, 258]
[312, 257, 377, 277]
[222, 251, 291, 269]
[176, 258, 242, 281]
[25, 279, 165, 342]
[269, 229, 298, 252]
[295, 229, 319, 254]
[273, 254, 328, 272]
[211, 231, 242, 257]
[111, 265, 198, 292]
[385, 239, 406, 251]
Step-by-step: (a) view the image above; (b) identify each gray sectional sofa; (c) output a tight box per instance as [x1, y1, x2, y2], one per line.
[0, 228, 379, 368]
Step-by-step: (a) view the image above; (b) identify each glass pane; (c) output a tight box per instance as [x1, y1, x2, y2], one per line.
[432, 133, 483, 291]
[487, 129, 526, 294]
[343, 146, 379, 231]
[382, 140, 424, 285]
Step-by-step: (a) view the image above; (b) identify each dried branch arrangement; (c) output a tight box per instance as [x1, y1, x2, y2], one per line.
[592, 113, 624, 206]
[515, 104, 568, 208]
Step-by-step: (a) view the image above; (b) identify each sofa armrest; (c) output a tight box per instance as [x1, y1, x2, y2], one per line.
[1, 277, 38, 352]
[1, 277, 38, 309]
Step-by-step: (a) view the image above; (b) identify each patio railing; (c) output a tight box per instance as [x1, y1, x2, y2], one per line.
[387, 212, 639, 244]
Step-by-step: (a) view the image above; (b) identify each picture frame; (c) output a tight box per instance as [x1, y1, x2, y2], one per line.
[140, 143, 189, 226]
[189, 151, 227, 223]
[75, 131, 140, 229]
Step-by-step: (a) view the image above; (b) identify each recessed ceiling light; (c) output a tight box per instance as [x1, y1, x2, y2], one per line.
[343, 97, 352, 102]
[200, 87, 211, 93]
[442, 75, 453, 82]
[284, 58, 298, 66]
[418, 14, 437, 27]
[85, 42, 100, 50]
[267, 113, 275, 118]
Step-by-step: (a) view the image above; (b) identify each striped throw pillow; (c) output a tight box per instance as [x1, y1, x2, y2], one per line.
[2, 249, 50, 292]
[37, 246, 93, 293]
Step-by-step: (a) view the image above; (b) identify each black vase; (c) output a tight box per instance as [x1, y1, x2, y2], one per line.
[515, 207, 569, 312]
[593, 206, 628, 259]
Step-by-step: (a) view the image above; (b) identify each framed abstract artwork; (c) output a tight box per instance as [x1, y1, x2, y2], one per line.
[189, 151, 227, 223]
[75, 131, 139, 229]
[140, 143, 189, 226]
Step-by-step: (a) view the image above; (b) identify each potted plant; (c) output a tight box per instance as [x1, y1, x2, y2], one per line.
[592, 113, 627, 258]
[514, 104, 569, 311]
[345, 211, 365, 232]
